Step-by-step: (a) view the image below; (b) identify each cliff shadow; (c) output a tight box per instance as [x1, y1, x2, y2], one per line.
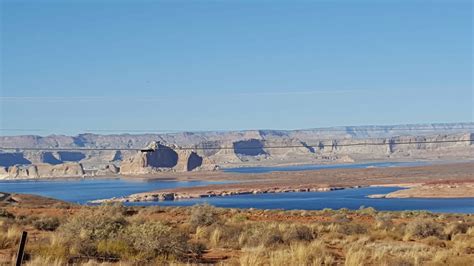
[0, 153, 31, 167]
[42, 152, 62, 165]
[146, 145, 178, 168]
[187, 152, 203, 171]
[58, 152, 86, 162]
[233, 139, 267, 156]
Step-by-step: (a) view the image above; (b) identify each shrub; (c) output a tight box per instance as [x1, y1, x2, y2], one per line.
[15, 215, 37, 226]
[358, 207, 376, 216]
[332, 223, 367, 235]
[282, 224, 314, 243]
[59, 207, 127, 242]
[0, 232, 12, 249]
[121, 221, 190, 261]
[188, 242, 206, 259]
[444, 222, 470, 238]
[233, 213, 248, 222]
[96, 239, 132, 259]
[0, 208, 14, 219]
[374, 213, 394, 229]
[239, 224, 284, 247]
[194, 224, 241, 248]
[189, 203, 219, 228]
[56, 206, 127, 257]
[405, 221, 444, 240]
[33, 217, 60, 231]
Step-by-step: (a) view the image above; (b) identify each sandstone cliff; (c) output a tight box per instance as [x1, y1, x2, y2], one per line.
[120, 142, 210, 175]
[1, 162, 85, 180]
[0, 123, 472, 177]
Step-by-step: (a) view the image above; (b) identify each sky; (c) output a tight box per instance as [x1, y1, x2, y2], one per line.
[0, 0, 472, 136]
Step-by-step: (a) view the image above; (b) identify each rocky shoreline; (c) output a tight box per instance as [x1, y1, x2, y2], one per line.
[89, 185, 354, 204]
[369, 182, 474, 199]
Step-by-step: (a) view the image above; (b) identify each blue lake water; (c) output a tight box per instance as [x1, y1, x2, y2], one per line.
[130, 187, 474, 214]
[0, 179, 223, 204]
[0, 161, 472, 213]
[223, 161, 431, 173]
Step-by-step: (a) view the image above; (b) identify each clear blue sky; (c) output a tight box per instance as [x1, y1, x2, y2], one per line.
[1, 0, 472, 135]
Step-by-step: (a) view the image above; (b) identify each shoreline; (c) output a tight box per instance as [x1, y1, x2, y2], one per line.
[90, 162, 474, 203]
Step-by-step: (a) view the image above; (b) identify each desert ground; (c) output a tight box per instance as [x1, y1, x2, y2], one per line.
[1, 193, 473, 265]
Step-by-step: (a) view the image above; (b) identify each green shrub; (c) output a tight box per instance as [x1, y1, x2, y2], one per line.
[59, 207, 127, 242]
[0, 208, 14, 219]
[405, 221, 444, 240]
[189, 203, 219, 228]
[240, 224, 284, 247]
[33, 217, 60, 231]
[121, 221, 189, 261]
[282, 224, 314, 242]
[97, 239, 132, 259]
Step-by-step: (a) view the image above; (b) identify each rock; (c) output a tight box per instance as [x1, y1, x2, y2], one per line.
[120, 142, 210, 174]
[368, 194, 387, 199]
[3, 163, 84, 179]
[96, 164, 120, 175]
[0, 123, 472, 175]
[0, 167, 8, 179]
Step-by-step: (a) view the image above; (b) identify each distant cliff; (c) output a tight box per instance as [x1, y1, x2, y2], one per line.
[0, 163, 85, 180]
[0, 122, 472, 178]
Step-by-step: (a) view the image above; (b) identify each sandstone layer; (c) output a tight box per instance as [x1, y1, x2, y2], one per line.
[0, 123, 472, 178]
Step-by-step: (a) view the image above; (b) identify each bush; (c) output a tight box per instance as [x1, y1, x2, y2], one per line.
[240, 224, 284, 247]
[358, 207, 376, 215]
[122, 221, 189, 261]
[57, 206, 127, 257]
[206, 224, 242, 248]
[0, 232, 12, 249]
[96, 239, 132, 259]
[0, 208, 14, 219]
[33, 217, 60, 231]
[444, 222, 470, 238]
[405, 221, 444, 240]
[59, 207, 127, 242]
[282, 224, 314, 242]
[189, 203, 219, 228]
[333, 223, 367, 235]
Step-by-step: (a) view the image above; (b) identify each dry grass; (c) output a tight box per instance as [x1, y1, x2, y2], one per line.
[2, 203, 473, 265]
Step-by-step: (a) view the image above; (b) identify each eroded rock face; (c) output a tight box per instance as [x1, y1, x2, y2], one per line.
[120, 142, 207, 174]
[96, 164, 120, 175]
[1, 162, 85, 179]
[0, 123, 472, 175]
[0, 167, 8, 178]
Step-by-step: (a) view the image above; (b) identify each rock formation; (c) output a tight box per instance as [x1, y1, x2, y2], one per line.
[0, 123, 472, 178]
[96, 164, 120, 176]
[1, 162, 85, 179]
[120, 142, 209, 175]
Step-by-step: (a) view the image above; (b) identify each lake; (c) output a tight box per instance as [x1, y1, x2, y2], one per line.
[0, 178, 223, 204]
[1, 161, 472, 213]
[130, 187, 474, 213]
